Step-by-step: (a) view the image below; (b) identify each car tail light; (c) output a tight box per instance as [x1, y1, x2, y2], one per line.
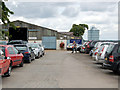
[95, 52, 98, 55]
[100, 53, 102, 56]
[102, 47, 105, 52]
[72, 46, 73, 48]
[87, 45, 90, 48]
[24, 52, 29, 54]
[82, 47, 85, 49]
[109, 55, 114, 62]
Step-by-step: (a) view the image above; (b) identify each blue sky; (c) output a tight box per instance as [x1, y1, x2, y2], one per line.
[5, 0, 119, 40]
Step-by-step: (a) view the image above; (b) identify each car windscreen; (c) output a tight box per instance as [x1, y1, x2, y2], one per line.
[28, 44, 39, 48]
[91, 41, 97, 46]
[106, 44, 115, 54]
[94, 43, 99, 47]
[15, 46, 27, 51]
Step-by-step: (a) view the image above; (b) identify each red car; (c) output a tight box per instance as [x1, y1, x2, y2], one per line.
[0, 45, 24, 74]
[0, 49, 11, 76]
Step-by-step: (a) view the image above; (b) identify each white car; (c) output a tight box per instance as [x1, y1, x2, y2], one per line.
[92, 42, 103, 60]
[39, 43, 45, 56]
[28, 43, 43, 58]
[96, 43, 112, 63]
[67, 43, 80, 51]
[92, 42, 111, 60]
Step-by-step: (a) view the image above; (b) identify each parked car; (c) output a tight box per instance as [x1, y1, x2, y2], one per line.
[39, 43, 45, 56]
[67, 43, 80, 51]
[80, 42, 89, 53]
[92, 42, 110, 60]
[0, 49, 11, 77]
[90, 42, 103, 56]
[103, 43, 120, 74]
[0, 45, 24, 68]
[96, 43, 110, 63]
[28, 43, 42, 58]
[67, 43, 74, 50]
[7, 40, 27, 45]
[85, 40, 99, 54]
[14, 44, 35, 63]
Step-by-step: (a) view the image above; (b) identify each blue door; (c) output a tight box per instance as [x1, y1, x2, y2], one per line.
[42, 36, 56, 49]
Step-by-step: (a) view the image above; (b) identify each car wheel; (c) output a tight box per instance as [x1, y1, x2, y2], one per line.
[117, 64, 120, 74]
[43, 51, 45, 56]
[33, 55, 35, 60]
[4, 65, 12, 77]
[37, 52, 40, 58]
[19, 59, 24, 67]
[112, 69, 118, 74]
[28, 57, 32, 63]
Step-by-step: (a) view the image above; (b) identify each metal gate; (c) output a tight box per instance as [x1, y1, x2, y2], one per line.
[42, 36, 56, 49]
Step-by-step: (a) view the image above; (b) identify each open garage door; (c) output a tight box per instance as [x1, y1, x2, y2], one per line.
[42, 36, 56, 49]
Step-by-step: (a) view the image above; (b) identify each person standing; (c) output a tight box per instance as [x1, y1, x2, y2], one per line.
[72, 41, 77, 53]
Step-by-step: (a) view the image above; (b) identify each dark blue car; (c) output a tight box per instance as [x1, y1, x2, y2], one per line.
[14, 44, 35, 63]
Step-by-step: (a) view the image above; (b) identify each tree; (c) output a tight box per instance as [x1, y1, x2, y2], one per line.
[0, 1, 14, 25]
[70, 24, 89, 37]
[0, 1, 14, 39]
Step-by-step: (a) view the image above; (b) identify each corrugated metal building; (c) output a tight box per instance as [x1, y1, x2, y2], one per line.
[88, 26, 99, 40]
[2, 20, 81, 40]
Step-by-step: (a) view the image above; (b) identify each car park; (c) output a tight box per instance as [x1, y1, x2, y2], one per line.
[0, 45, 24, 67]
[28, 43, 42, 58]
[14, 44, 35, 63]
[0, 49, 11, 77]
[103, 43, 120, 74]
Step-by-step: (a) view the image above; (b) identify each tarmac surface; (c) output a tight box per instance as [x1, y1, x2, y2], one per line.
[2, 50, 119, 88]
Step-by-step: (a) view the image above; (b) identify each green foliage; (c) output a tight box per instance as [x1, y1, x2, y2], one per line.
[0, 29, 9, 40]
[70, 24, 89, 37]
[1, 2, 13, 23]
[0, 1, 15, 28]
[0, 1, 15, 39]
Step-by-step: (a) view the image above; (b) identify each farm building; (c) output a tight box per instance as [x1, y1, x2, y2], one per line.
[1, 20, 82, 49]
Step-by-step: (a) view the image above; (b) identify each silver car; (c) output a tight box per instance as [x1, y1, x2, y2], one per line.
[28, 43, 43, 58]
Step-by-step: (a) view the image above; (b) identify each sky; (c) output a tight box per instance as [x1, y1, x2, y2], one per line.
[5, 0, 119, 40]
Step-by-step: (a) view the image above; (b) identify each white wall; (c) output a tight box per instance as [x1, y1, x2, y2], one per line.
[56, 40, 67, 50]
[29, 40, 67, 50]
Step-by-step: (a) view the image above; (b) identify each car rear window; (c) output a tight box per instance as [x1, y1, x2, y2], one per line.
[15, 46, 27, 51]
[8, 42, 22, 44]
[106, 44, 115, 54]
[28, 44, 39, 48]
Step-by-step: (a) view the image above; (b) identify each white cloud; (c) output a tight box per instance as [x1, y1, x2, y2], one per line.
[5, 1, 118, 40]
